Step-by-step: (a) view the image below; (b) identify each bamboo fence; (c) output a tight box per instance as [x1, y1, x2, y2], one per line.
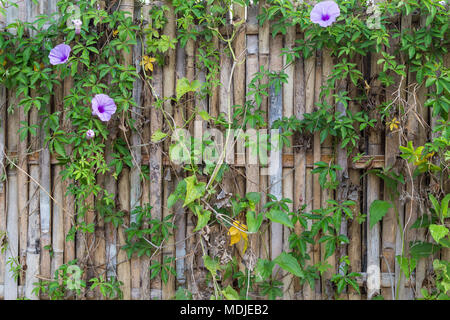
[0, 0, 446, 300]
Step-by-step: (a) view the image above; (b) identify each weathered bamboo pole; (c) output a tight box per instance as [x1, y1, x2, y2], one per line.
[161, 0, 176, 299]
[348, 56, 362, 301]
[140, 2, 152, 300]
[63, 77, 75, 265]
[117, 168, 131, 299]
[282, 20, 296, 300]
[24, 163, 40, 300]
[130, 4, 143, 300]
[245, 5, 260, 297]
[0, 5, 7, 299]
[382, 33, 401, 301]
[149, 40, 163, 303]
[412, 15, 430, 299]
[320, 48, 336, 300]
[5, 91, 19, 300]
[312, 50, 322, 298]
[293, 29, 306, 299]
[258, 0, 270, 263]
[51, 78, 64, 276]
[269, 34, 283, 282]
[174, 41, 187, 290]
[395, 15, 412, 300]
[303, 44, 316, 301]
[104, 136, 118, 287]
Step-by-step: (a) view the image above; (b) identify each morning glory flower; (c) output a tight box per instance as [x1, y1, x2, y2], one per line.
[91, 94, 117, 122]
[72, 19, 82, 35]
[48, 43, 71, 65]
[310, 1, 340, 27]
[86, 129, 95, 139]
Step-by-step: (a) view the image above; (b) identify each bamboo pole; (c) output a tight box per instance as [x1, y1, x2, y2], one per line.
[348, 56, 362, 301]
[246, 4, 260, 298]
[104, 136, 118, 287]
[293, 30, 306, 299]
[24, 164, 40, 300]
[117, 168, 131, 300]
[149, 39, 163, 302]
[412, 15, 430, 299]
[366, 70, 382, 300]
[312, 50, 322, 298]
[0, 5, 6, 299]
[174, 41, 187, 290]
[382, 33, 401, 301]
[258, 0, 270, 263]
[140, 2, 152, 300]
[129, 4, 143, 300]
[5, 91, 19, 300]
[63, 76, 75, 265]
[269, 34, 283, 282]
[51, 77, 64, 276]
[161, 0, 176, 299]
[303, 44, 316, 301]
[320, 48, 335, 300]
[282, 20, 296, 300]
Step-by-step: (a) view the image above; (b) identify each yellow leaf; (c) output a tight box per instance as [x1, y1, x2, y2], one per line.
[113, 29, 119, 37]
[141, 55, 156, 73]
[388, 117, 400, 131]
[227, 221, 248, 253]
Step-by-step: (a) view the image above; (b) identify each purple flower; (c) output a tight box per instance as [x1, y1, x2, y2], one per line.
[91, 94, 117, 122]
[310, 1, 340, 27]
[72, 19, 82, 35]
[86, 129, 95, 139]
[48, 43, 71, 65]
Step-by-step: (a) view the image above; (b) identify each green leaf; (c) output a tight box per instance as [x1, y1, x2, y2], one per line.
[183, 176, 205, 207]
[410, 241, 438, 258]
[369, 200, 392, 229]
[202, 255, 220, 277]
[429, 224, 449, 244]
[246, 211, 264, 233]
[198, 110, 211, 121]
[151, 129, 168, 143]
[53, 140, 66, 157]
[255, 259, 274, 282]
[266, 208, 293, 228]
[193, 209, 211, 232]
[274, 252, 304, 278]
[176, 77, 201, 101]
[222, 285, 239, 300]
